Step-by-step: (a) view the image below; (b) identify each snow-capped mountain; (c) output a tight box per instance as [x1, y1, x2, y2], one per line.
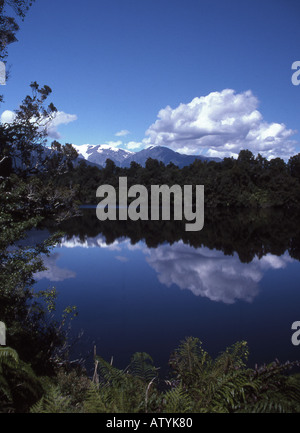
[72, 144, 133, 167]
[72, 144, 221, 169]
[122, 145, 221, 168]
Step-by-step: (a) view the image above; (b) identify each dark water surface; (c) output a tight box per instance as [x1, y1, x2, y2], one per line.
[34, 208, 300, 375]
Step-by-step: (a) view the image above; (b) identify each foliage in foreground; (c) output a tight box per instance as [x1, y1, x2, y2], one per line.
[25, 337, 300, 414]
[0, 81, 80, 411]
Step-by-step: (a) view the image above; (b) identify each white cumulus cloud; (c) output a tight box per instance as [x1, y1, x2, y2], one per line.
[105, 140, 123, 148]
[115, 129, 130, 137]
[144, 89, 297, 160]
[1, 110, 16, 123]
[124, 141, 143, 150]
[45, 111, 77, 139]
[0, 109, 77, 140]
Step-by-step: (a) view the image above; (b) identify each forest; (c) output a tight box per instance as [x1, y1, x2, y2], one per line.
[53, 147, 300, 210]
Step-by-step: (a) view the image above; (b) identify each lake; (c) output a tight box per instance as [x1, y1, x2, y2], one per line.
[33, 207, 300, 376]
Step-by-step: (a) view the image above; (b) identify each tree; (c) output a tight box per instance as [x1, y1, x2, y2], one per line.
[237, 149, 255, 165]
[0, 71, 79, 412]
[1, 82, 55, 176]
[102, 158, 117, 182]
[288, 153, 300, 181]
[0, 81, 79, 178]
[0, 0, 35, 103]
[0, 0, 35, 61]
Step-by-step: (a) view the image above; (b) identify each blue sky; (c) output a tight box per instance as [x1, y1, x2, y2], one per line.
[1, 0, 300, 159]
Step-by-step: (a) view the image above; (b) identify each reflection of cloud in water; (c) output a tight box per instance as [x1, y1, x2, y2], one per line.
[57, 234, 294, 304]
[34, 253, 76, 282]
[144, 242, 294, 304]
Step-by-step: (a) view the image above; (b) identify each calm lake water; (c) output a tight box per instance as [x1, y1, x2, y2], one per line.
[33, 207, 300, 376]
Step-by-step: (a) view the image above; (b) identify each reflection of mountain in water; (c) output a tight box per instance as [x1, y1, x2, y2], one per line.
[51, 207, 300, 263]
[40, 208, 300, 304]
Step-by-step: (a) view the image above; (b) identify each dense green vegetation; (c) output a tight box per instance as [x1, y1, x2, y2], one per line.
[0, 83, 80, 411]
[0, 2, 81, 411]
[10, 337, 300, 414]
[2, 337, 300, 413]
[53, 149, 300, 209]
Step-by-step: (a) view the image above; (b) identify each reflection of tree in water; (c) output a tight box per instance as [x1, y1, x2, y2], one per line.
[49, 208, 300, 264]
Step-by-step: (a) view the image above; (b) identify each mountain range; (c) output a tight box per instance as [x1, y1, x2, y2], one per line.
[72, 144, 221, 169]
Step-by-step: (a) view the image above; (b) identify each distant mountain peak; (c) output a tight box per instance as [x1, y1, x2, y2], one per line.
[72, 144, 221, 169]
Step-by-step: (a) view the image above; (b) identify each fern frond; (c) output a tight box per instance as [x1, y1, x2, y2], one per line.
[0, 371, 11, 401]
[0, 347, 19, 366]
[163, 382, 192, 413]
[169, 337, 211, 386]
[128, 352, 157, 383]
[82, 383, 108, 413]
[30, 385, 74, 413]
[214, 341, 249, 374]
[92, 353, 150, 413]
[94, 354, 125, 386]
